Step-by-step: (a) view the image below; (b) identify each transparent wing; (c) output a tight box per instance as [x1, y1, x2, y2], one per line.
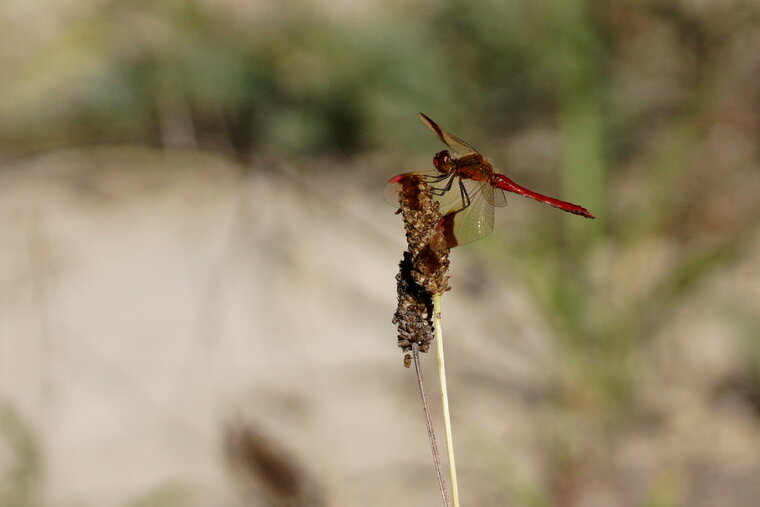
[431, 176, 475, 215]
[487, 186, 507, 207]
[418, 113, 478, 156]
[433, 177, 506, 211]
[431, 179, 496, 248]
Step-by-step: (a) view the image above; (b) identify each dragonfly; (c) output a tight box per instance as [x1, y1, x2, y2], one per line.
[386, 113, 595, 249]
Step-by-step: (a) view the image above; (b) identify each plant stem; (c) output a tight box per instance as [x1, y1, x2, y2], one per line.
[433, 294, 460, 507]
[411, 343, 451, 507]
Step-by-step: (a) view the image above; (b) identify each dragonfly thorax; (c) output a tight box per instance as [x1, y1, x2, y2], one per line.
[454, 153, 494, 182]
[433, 150, 454, 174]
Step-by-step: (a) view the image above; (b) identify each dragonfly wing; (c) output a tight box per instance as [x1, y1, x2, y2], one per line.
[438, 180, 495, 247]
[487, 185, 508, 207]
[419, 113, 478, 156]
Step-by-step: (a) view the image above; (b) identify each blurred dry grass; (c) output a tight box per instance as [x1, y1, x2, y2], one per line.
[1, 0, 759, 506]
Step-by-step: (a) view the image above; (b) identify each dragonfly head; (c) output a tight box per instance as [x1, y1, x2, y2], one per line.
[433, 150, 453, 174]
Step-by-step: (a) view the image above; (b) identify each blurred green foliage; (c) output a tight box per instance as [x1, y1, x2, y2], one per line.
[0, 402, 42, 507]
[0, 0, 459, 156]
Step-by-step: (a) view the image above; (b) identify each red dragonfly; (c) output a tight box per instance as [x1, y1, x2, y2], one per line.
[387, 113, 594, 249]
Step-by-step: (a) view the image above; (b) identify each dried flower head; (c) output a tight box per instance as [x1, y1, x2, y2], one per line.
[389, 173, 450, 364]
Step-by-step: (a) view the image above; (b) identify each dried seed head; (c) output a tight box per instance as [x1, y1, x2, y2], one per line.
[389, 173, 450, 361]
[391, 174, 450, 294]
[393, 251, 435, 354]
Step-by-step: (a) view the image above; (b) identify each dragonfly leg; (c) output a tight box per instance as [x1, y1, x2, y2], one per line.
[421, 173, 449, 185]
[430, 174, 456, 196]
[458, 178, 471, 210]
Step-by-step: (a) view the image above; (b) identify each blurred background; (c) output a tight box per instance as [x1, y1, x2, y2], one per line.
[1, 0, 759, 505]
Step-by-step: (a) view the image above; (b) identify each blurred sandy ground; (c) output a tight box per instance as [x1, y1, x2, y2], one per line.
[1, 147, 758, 507]
[0, 147, 556, 506]
[1, 0, 760, 506]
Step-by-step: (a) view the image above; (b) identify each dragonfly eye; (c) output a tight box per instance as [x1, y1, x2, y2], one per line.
[433, 150, 452, 173]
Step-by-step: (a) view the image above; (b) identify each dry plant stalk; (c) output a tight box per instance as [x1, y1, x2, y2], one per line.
[391, 173, 454, 507]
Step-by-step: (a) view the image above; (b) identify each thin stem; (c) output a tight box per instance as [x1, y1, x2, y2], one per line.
[433, 294, 460, 507]
[412, 343, 451, 507]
